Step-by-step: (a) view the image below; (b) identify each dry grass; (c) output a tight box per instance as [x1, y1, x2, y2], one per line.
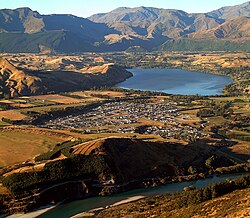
[19, 103, 85, 114]
[73, 138, 108, 155]
[11, 103, 35, 108]
[94, 187, 250, 218]
[3, 163, 46, 177]
[58, 129, 167, 142]
[30, 94, 85, 104]
[0, 131, 63, 166]
[85, 90, 126, 98]
[207, 116, 228, 125]
[137, 118, 165, 126]
[180, 109, 201, 124]
[0, 110, 27, 121]
[228, 140, 250, 156]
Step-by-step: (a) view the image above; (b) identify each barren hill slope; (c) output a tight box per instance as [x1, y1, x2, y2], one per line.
[0, 58, 42, 97]
[0, 58, 132, 97]
[207, 1, 250, 20]
[189, 16, 250, 40]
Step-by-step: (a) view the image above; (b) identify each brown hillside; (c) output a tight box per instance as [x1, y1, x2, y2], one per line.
[0, 59, 132, 97]
[0, 58, 42, 97]
[94, 187, 250, 218]
[189, 16, 250, 39]
[72, 137, 215, 180]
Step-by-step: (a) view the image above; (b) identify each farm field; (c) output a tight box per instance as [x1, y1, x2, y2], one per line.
[30, 94, 85, 104]
[0, 110, 27, 121]
[0, 88, 248, 167]
[0, 131, 64, 166]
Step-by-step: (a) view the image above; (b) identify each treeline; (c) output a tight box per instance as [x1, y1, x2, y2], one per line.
[222, 67, 250, 96]
[228, 133, 250, 142]
[32, 102, 103, 125]
[170, 94, 207, 104]
[3, 154, 112, 196]
[90, 86, 169, 96]
[173, 175, 250, 208]
[215, 163, 250, 174]
[35, 139, 82, 162]
[158, 39, 250, 52]
[1, 117, 21, 125]
[197, 102, 232, 118]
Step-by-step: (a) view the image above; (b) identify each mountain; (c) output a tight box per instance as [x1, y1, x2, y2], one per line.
[0, 7, 115, 52]
[0, 31, 96, 53]
[88, 3, 250, 51]
[0, 58, 132, 97]
[207, 1, 250, 20]
[0, 2, 250, 52]
[189, 16, 250, 40]
[88, 6, 223, 41]
[0, 7, 113, 39]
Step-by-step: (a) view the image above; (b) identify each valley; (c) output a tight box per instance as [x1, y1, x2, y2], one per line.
[0, 1, 249, 217]
[0, 50, 248, 215]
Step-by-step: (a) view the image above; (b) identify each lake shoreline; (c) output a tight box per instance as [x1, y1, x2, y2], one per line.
[117, 68, 234, 96]
[126, 65, 236, 89]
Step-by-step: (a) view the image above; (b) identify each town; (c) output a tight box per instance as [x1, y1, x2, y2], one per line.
[43, 99, 206, 140]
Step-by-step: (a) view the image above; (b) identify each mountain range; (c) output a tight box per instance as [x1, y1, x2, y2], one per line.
[0, 1, 250, 53]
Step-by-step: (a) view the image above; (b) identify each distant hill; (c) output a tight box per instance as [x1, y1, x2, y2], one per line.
[207, 1, 250, 20]
[0, 58, 43, 97]
[0, 7, 113, 39]
[0, 7, 115, 53]
[0, 2, 250, 52]
[0, 58, 132, 97]
[157, 39, 250, 52]
[0, 31, 96, 53]
[88, 6, 224, 38]
[189, 16, 250, 39]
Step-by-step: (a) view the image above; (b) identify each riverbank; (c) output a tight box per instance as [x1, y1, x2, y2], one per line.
[90, 175, 250, 218]
[7, 206, 56, 218]
[71, 196, 146, 218]
[37, 173, 249, 218]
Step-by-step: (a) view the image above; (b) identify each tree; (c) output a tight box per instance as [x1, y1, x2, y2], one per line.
[188, 166, 197, 175]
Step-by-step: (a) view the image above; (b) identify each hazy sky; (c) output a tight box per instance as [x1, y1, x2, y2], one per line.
[0, 0, 248, 17]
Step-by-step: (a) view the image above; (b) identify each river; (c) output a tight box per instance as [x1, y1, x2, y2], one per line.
[117, 68, 234, 95]
[37, 173, 248, 218]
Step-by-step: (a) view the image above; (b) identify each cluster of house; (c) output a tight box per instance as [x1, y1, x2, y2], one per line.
[43, 100, 205, 139]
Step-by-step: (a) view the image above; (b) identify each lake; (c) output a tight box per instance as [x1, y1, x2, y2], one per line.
[117, 68, 234, 95]
[38, 173, 248, 218]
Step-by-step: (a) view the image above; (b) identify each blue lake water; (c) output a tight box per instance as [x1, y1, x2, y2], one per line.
[117, 68, 234, 95]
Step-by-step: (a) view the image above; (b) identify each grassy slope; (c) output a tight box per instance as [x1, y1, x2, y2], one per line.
[0, 131, 63, 166]
[94, 186, 250, 218]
